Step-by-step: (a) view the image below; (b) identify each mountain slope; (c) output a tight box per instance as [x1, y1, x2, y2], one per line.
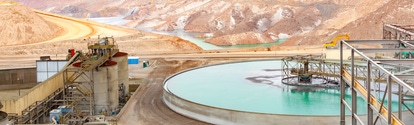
[281, 0, 414, 47]
[16, 0, 405, 47]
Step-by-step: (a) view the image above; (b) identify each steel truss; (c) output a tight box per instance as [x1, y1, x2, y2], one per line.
[282, 55, 396, 88]
[341, 40, 414, 125]
[383, 24, 414, 40]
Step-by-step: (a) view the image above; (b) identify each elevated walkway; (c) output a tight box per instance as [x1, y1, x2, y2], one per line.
[342, 70, 403, 125]
[340, 39, 414, 125]
[282, 40, 414, 124]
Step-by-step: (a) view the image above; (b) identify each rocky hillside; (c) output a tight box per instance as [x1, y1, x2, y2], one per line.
[0, 2, 61, 46]
[281, 0, 414, 46]
[16, 0, 412, 47]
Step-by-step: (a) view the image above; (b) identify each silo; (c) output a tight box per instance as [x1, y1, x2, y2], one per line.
[112, 52, 129, 97]
[93, 60, 118, 115]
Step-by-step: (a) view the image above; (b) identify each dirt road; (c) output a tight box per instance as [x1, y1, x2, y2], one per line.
[32, 10, 139, 45]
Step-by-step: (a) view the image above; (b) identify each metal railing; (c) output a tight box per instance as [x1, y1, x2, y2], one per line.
[340, 40, 414, 125]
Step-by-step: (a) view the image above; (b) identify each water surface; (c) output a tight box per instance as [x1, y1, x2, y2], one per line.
[165, 60, 414, 115]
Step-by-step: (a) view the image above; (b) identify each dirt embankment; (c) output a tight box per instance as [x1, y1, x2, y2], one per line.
[0, 4, 61, 46]
[0, 32, 202, 56]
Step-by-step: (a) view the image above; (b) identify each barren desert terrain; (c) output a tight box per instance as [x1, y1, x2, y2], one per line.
[1, 0, 414, 124]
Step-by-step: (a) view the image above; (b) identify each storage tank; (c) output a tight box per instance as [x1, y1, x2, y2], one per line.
[93, 60, 119, 115]
[112, 52, 129, 98]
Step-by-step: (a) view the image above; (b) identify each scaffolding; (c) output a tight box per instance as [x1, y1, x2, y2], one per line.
[340, 39, 414, 125]
[281, 55, 394, 88]
[383, 24, 414, 40]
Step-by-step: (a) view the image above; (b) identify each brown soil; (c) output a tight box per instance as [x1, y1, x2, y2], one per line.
[0, 4, 61, 46]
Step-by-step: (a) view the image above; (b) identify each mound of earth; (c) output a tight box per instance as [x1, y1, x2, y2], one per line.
[0, 4, 61, 46]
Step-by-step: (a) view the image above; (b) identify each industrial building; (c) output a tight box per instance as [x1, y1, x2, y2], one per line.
[1, 36, 131, 124]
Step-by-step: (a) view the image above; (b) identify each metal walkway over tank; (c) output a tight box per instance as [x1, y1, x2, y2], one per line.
[339, 40, 414, 125]
[282, 55, 395, 88]
[282, 41, 414, 125]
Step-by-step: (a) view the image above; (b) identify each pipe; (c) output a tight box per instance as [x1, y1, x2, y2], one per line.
[384, 24, 414, 36]
[107, 68, 110, 115]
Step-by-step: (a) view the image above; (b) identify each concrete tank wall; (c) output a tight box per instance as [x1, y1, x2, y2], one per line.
[163, 89, 345, 125]
[112, 52, 129, 97]
[163, 84, 414, 125]
[93, 60, 118, 115]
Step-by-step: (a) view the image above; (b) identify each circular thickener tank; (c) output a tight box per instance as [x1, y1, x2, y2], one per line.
[163, 60, 414, 125]
[93, 60, 119, 115]
[0, 111, 8, 125]
[112, 52, 129, 97]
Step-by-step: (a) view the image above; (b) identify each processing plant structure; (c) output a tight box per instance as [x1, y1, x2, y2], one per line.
[1, 36, 130, 124]
[2, 23, 414, 125]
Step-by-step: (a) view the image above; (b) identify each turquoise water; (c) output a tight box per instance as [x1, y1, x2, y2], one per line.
[165, 60, 414, 116]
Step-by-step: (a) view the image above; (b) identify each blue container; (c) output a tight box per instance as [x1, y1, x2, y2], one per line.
[58, 106, 73, 114]
[128, 57, 139, 64]
[49, 109, 62, 123]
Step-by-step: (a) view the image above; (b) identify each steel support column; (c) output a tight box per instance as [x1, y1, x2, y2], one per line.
[367, 62, 373, 125]
[387, 75, 392, 125]
[351, 49, 357, 125]
[340, 40, 345, 125]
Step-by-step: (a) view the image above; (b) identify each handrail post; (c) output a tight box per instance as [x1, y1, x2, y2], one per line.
[351, 49, 357, 125]
[367, 62, 373, 125]
[340, 40, 345, 125]
[388, 75, 392, 125]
